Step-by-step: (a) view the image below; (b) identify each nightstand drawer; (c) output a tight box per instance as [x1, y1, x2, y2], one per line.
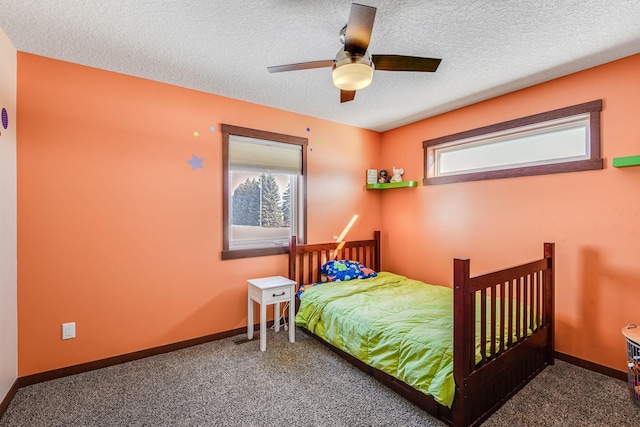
[263, 286, 291, 303]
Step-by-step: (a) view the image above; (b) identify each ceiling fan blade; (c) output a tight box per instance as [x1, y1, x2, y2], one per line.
[372, 55, 442, 72]
[344, 3, 377, 55]
[340, 90, 356, 103]
[267, 60, 334, 73]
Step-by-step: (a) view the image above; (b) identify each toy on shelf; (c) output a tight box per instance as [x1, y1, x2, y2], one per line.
[389, 166, 404, 183]
[378, 169, 389, 184]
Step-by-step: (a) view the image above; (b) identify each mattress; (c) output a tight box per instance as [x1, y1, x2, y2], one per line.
[295, 272, 458, 407]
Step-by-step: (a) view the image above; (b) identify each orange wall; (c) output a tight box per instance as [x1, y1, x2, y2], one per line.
[17, 50, 640, 377]
[380, 53, 640, 371]
[17, 53, 382, 376]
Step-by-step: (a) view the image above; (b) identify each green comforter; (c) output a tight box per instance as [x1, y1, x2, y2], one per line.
[295, 272, 458, 407]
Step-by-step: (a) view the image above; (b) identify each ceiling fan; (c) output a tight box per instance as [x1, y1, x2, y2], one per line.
[267, 3, 442, 103]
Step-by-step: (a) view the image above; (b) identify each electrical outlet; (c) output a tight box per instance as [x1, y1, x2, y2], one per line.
[62, 322, 76, 340]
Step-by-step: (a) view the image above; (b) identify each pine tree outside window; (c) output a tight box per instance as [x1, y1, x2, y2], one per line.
[222, 125, 307, 260]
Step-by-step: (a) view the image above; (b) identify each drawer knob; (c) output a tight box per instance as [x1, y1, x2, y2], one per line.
[273, 291, 286, 297]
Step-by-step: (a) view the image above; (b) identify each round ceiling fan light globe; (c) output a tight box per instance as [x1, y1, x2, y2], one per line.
[332, 63, 374, 91]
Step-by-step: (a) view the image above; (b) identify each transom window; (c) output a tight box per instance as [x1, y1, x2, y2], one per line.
[423, 100, 603, 185]
[221, 125, 307, 260]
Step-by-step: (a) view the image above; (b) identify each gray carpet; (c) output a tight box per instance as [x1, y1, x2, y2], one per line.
[1, 328, 639, 426]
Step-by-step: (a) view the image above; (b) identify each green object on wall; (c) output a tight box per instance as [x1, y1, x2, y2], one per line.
[612, 155, 640, 168]
[366, 180, 418, 189]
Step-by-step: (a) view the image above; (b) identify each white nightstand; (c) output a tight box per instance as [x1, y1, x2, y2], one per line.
[247, 275, 296, 352]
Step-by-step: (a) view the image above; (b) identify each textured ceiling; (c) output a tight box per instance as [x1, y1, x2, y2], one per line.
[1, 1, 640, 132]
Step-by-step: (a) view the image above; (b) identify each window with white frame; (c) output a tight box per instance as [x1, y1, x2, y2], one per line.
[423, 100, 603, 185]
[221, 124, 307, 260]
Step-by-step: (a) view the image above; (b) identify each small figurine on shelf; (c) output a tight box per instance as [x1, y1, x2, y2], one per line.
[389, 166, 404, 183]
[378, 169, 389, 184]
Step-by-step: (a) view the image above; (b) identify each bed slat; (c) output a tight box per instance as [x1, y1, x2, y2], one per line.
[490, 284, 497, 357]
[507, 279, 514, 347]
[515, 278, 521, 341]
[523, 274, 529, 338]
[480, 289, 487, 363]
[499, 281, 506, 353]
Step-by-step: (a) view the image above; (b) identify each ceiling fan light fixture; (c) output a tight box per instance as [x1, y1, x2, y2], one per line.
[332, 50, 374, 91]
[333, 63, 373, 91]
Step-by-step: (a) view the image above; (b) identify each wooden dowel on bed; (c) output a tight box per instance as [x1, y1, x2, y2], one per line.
[515, 278, 522, 341]
[500, 281, 506, 353]
[507, 279, 514, 347]
[543, 242, 555, 365]
[530, 274, 535, 332]
[523, 274, 529, 338]
[307, 252, 318, 283]
[490, 284, 497, 357]
[536, 271, 542, 330]
[480, 289, 487, 363]
[529, 273, 535, 332]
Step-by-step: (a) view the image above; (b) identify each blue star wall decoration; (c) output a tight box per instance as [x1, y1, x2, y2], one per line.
[187, 154, 204, 171]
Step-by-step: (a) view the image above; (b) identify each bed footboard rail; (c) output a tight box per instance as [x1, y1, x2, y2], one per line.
[452, 243, 555, 427]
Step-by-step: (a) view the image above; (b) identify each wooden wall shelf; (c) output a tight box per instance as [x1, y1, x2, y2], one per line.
[613, 155, 640, 168]
[366, 180, 418, 190]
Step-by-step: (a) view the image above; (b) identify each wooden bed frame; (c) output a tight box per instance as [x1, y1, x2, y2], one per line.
[288, 231, 555, 427]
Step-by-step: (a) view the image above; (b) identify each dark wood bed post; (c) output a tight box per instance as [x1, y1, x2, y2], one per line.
[373, 230, 381, 272]
[452, 257, 472, 427]
[544, 242, 555, 366]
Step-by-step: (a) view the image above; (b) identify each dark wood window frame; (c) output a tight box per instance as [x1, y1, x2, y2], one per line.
[423, 99, 603, 185]
[221, 124, 308, 260]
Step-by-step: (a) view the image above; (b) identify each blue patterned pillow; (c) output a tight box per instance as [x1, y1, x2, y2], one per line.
[321, 260, 377, 282]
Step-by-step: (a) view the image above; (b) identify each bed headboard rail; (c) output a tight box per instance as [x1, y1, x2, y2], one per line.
[288, 231, 381, 286]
